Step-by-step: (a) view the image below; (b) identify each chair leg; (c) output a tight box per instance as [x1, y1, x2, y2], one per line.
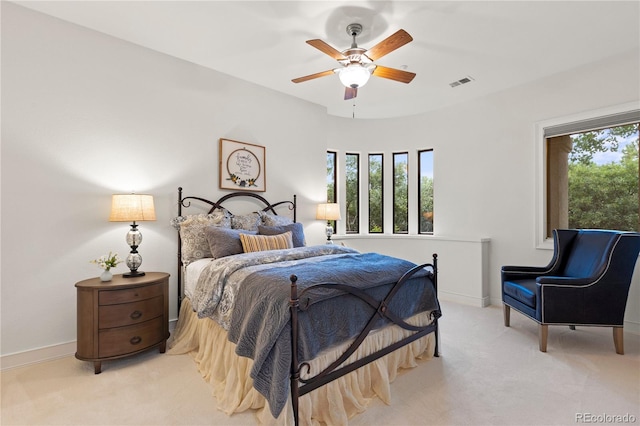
[613, 327, 624, 355]
[539, 324, 548, 352]
[503, 305, 510, 327]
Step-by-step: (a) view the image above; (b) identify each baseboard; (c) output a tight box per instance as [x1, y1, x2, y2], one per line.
[1, 319, 179, 371]
[439, 291, 489, 307]
[624, 320, 640, 335]
[0, 341, 77, 371]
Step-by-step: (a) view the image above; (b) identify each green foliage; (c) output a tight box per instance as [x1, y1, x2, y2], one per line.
[420, 176, 434, 233]
[326, 152, 336, 202]
[570, 124, 637, 165]
[368, 155, 383, 232]
[568, 124, 639, 231]
[345, 154, 359, 233]
[394, 155, 408, 233]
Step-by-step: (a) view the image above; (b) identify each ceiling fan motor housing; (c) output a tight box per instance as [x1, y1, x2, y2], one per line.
[292, 23, 415, 100]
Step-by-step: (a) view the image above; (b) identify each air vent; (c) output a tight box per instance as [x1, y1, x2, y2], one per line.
[449, 76, 474, 88]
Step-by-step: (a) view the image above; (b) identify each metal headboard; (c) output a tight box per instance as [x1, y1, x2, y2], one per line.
[176, 186, 297, 311]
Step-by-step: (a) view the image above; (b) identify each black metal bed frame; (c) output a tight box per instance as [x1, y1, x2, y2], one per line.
[288, 257, 439, 426]
[177, 186, 296, 310]
[176, 188, 440, 426]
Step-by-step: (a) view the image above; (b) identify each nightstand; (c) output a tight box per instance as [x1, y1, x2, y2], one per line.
[75, 272, 170, 374]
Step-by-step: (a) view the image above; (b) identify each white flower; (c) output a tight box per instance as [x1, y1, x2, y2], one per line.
[90, 252, 122, 271]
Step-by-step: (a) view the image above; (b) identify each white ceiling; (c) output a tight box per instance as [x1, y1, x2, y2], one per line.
[14, 1, 640, 119]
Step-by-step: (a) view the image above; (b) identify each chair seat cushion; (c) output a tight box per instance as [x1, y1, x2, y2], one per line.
[503, 279, 537, 308]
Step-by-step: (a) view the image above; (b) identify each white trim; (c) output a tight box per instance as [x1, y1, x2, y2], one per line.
[534, 101, 640, 250]
[1, 319, 179, 371]
[438, 290, 489, 308]
[333, 234, 490, 243]
[1, 341, 76, 371]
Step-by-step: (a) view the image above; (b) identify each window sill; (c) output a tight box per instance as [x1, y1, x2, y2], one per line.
[332, 234, 490, 244]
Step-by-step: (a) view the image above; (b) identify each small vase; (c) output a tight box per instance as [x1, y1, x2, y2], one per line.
[100, 270, 113, 282]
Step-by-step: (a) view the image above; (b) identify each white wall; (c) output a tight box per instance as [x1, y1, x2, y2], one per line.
[1, 3, 329, 358]
[327, 47, 640, 328]
[2, 3, 639, 363]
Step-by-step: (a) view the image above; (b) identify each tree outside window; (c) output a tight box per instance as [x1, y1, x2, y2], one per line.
[393, 152, 408, 233]
[419, 150, 434, 233]
[369, 154, 383, 233]
[547, 123, 639, 235]
[345, 153, 360, 233]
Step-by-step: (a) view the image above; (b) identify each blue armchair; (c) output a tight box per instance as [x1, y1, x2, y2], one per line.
[502, 229, 640, 354]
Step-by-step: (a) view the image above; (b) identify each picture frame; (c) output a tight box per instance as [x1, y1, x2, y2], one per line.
[219, 138, 266, 192]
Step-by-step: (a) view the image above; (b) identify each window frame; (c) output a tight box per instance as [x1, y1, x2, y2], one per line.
[326, 150, 337, 232]
[418, 149, 434, 234]
[368, 153, 384, 234]
[393, 151, 409, 234]
[535, 102, 639, 249]
[345, 152, 360, 234]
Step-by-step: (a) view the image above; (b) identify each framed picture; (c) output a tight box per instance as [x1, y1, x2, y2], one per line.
[219, 138, 266, 192]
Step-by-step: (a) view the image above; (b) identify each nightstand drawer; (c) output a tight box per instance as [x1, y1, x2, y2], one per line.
[99, 283, 163, 305]
[76, 272, 170, 373]
[98, 296, 163, 329]
[98, 317, 164, 358]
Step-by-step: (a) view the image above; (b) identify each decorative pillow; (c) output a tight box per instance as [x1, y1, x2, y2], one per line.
[261, 212, 294, 226]
[171, 211, 231, 230]
[231, 212, 262, 231]
[179, 212, 231, 264]
[240, 231, 294, 253]
[205, 226, 257, 259]
[258, 223, 305, 248]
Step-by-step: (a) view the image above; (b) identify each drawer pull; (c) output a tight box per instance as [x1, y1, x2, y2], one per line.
[130, 310, 143, 320]
[130, 336, 142, 345]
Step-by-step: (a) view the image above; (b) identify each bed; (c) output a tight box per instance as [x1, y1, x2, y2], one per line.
[167, 188, 442, 425]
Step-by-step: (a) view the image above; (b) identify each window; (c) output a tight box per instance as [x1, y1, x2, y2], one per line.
[326, 151, 337, 230]
[540, 107, 640, 245]
[547, 124, 639, 235]
[368, 154, 384, 233]
[345, 153, 360, 233]
[418, 150, 434, 233]
[393, 152, 408, 233]
[326, 151, 337, 202]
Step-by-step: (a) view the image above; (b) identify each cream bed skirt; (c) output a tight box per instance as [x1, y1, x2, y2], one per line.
[168, 298, 435, 426]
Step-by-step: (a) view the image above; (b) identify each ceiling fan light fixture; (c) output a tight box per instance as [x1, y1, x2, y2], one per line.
[338, 64, 371, 89]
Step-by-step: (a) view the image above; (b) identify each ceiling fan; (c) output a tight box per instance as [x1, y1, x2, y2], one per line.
[292, 23, 416, 100]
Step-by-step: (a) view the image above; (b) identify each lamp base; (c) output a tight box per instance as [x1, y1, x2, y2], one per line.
[123, 270, 146, 278]
[325, 223, 334, 244]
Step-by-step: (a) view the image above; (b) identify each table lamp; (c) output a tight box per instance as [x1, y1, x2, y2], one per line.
[316, 203, 341, 244]
[109, 194, 156, 277]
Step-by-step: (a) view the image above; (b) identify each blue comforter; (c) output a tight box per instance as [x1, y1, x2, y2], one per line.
[191, 245, 438, 417]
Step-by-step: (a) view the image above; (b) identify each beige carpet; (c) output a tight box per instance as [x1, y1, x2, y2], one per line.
[2, 300, 639, 426]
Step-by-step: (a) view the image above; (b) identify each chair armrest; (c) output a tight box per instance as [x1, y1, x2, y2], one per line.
[501, 265, 552, 281]
[536, 276, 595, 286]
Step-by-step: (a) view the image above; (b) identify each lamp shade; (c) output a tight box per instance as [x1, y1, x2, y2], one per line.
[109, 194, 156, 222]
[316, 203, 342, 221]
[338, 64, 371, 88]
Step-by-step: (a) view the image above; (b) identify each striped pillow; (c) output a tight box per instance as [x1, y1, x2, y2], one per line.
[240, 231, 294, 253]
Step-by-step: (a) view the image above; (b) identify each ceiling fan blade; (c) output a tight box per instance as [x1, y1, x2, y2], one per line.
[291, 69, 335, 83]
[372, 65, 416, 84]
[344, 87, 358, 100]
[365, 29, 413, 61]
[306, 39, 348, 61]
